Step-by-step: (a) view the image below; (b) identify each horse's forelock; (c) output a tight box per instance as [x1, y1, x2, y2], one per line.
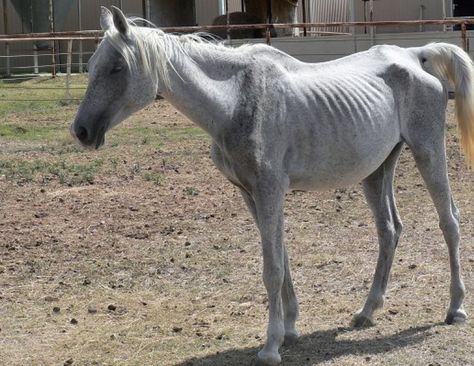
[104, 23, 171, 90]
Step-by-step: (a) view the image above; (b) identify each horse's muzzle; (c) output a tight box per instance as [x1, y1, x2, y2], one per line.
[70, 123, 105, 150]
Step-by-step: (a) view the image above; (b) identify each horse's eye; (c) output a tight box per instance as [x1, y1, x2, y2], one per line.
[111, 65, 123, 74]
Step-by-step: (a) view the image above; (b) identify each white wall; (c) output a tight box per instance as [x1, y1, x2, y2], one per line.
[226, 30, 473, 63]
[300, 0, 451, 34]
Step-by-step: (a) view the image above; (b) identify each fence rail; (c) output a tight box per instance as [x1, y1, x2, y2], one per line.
[1, 18, 474, 41]
[1, 19, 474, 104]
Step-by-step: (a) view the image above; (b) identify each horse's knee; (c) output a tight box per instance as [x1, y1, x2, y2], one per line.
[393, 216, 403, 239]
[378, 219, 401, 251]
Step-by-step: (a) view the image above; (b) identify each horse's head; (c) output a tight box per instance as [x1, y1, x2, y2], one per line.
[71, 7, 157, 149]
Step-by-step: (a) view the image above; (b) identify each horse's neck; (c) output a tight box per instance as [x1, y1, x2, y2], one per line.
[161, 43, 244, 138]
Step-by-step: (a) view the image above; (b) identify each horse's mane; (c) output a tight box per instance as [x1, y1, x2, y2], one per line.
[104, 17, 250, 91]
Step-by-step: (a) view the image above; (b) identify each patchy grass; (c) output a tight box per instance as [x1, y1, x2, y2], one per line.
[183, 186, 199, 196]
[0, 123, 68, 141]
[0, 74, 87, 117]
[0, 159, 104, 185]
[143, 171, 163, 185]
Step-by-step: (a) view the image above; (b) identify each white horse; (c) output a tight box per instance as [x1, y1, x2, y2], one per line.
[71, 7, 473, 365]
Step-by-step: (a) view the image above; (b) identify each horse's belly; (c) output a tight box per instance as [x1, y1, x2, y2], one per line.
[287, 135, 399, 191]
[289, 161, 381, 191]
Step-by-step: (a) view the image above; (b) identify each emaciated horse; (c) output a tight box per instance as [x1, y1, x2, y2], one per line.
[71, 7, 473, 365]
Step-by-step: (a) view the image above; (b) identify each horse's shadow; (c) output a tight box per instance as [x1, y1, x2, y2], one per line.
[176, 323, 440, 365]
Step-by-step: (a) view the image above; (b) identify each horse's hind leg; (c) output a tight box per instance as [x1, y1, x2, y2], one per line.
[352, 142, 404, 327]
[409, 139, 467, 324]
[281, 245, 299, 346]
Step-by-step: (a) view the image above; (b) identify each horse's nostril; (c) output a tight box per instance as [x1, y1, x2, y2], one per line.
[76, 126, 88, 141]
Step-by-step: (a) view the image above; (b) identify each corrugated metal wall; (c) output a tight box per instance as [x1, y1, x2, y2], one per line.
[352, 0, 446, 33]
[228, 0, 243, 13]
[0, 0, 452, 34]
[303, 0, 447, 34]
[309, 0, 351, 33]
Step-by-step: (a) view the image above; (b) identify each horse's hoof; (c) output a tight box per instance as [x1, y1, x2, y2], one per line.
[256, 350, 281, 366]
[351, 312, 375, 328]
[445, 309, 468, 325]
[283, 331, 299, 346]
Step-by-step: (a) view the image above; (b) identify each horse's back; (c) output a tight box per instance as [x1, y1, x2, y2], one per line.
[269, 45, 445, 190]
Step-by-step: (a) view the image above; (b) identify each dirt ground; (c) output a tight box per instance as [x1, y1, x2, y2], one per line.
[0, 99, 473, 366]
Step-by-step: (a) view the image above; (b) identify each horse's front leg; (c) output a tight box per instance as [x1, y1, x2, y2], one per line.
[249, 177, 288, 366]
[240, 186, 299, 351]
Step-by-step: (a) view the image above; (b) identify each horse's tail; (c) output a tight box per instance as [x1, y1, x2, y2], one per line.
[415, 43, 474, 167]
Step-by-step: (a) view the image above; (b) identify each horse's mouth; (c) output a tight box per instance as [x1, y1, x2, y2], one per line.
[94, 127, 106, 149]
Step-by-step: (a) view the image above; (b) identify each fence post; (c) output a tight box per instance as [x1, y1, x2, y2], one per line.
[51, 41, 56, 77]
[3, 0, 10, 76]
[266, 25, 272, 45]
[49, 0, 56, 78]
[33, 45, 39, 74]
[266, 0, 273, 45]
[369, 0, 375, 46]
[65, 39, 73, 102]
[461, 22, 467, 52]
[78, 40, 83, 73]
[78, 0, 83, 73]
[226, 0, 230, 42]
[5, 42, 11, 76]
[302, 0, 307, 37]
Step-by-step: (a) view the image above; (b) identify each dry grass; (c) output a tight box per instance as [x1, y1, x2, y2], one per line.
[0, 96, 473, 366]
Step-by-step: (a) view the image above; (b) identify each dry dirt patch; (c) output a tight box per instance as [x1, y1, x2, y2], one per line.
[0, 100, 473, 365]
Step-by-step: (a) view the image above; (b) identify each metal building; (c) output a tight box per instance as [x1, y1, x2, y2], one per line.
[3, 1, 471, 35]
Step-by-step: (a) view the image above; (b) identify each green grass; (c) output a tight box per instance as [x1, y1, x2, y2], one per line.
[143, 171, 163, 185]
[0, 123, 68, 141]
[0, 76, 208, 187]
[0, 75, 87, 117]
[0, 158, 104, 185]
[110, 126, 206, 147]
[183, 186, 199, 196]
[0, 75, 207, 146]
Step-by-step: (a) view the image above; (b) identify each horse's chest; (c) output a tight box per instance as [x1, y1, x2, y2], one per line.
[210, 143, 247, 188]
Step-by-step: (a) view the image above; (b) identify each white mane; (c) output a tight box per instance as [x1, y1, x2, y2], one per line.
[104, 18, 249, 91]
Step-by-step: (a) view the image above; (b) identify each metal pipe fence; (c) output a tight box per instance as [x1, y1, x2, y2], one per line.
[0, 19, 473, 105]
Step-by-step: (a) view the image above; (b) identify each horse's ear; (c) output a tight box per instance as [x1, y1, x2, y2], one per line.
[111, 6, 130, 38]
[100, 7, 113, 31]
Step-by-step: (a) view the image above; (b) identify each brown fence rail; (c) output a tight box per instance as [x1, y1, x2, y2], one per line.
[1, 19, 473, 103]
[1, 19, 474, 41]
